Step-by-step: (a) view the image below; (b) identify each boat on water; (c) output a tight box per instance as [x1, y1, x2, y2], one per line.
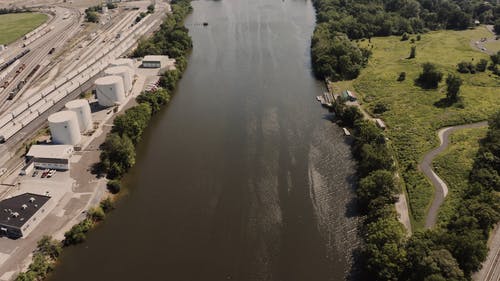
[203, 22, 209, 26]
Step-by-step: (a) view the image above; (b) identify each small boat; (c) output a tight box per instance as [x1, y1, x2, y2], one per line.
[343, 127, 351, 136]
[203, 22, 208, 26]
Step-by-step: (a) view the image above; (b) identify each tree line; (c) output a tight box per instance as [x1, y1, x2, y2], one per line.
[311, 0, 500, 80]
[334, 103, 499, 280]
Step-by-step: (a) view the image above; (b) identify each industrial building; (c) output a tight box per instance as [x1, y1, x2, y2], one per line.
[65, 99, 92, 132]
[0, 193, 52, 238]
[141, 55, 176, 69]
[26, 144, 74, 170]
[104, 66, 134, 94]
[95, 75, 126, 107]
[48, 111, 81, 145]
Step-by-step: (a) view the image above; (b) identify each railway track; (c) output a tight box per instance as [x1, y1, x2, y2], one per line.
[0, 7, 82, 113]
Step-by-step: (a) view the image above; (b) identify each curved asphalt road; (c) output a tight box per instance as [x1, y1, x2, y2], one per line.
[419, 121, 488, 229]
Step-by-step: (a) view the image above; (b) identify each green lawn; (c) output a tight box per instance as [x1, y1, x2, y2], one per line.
[0, 13, 48, 45]
[432, 127, 487, 226]
[331, 26, 500, 229]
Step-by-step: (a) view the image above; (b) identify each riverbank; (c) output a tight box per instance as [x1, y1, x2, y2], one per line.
[13, 1, 193, 280]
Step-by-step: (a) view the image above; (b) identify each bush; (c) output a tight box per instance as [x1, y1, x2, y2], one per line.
[416, 63, 443, 89]
[397, 72, 406, 81]
[87, 206, 105, 222]
[416, 34, 421, 41]
[100, 197, 114, 213]
[457, 61, 476, 74]
[401, 32, 410, 41]
[107, 180, 121, 194]
[63, 219, 94, 246]
[476, 59, 488, 72]
[373, 102, 390, 114]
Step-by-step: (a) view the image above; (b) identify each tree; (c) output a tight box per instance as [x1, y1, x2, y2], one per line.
[100, 133, 136, 179]
[341, 105, 363, 126]
[100, 197, 114, 213]
[416, 63, 443, 89]
[409, 45, 416, 59]
[85, 11, 98, 23]
[147, 4, 155, 13]
[401, 32, 410, 41]
[357, 170, 399, 209]
[494, 19, 500, 35]
[112, 103, 152, 144]
[359, 143, 393, 176]
[136, 88, 170, 114]
[87, 206, 105, 222]
[446, 74, 462, 102]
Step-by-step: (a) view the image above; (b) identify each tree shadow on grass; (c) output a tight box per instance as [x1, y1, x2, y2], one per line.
[434, 98, 464, 108]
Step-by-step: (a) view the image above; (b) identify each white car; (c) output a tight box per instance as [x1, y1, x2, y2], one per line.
[47, 170, 56, 178]
[0, 168, 6, 176]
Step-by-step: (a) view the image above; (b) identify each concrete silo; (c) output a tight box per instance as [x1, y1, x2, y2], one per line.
[48, 111, 81, 145]
[104, 66, 134, 94]
[65, 99, 92, 132]
[94, 75, 125, 107]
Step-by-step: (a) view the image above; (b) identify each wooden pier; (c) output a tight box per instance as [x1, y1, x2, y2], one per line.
[316, 91, 335, 107]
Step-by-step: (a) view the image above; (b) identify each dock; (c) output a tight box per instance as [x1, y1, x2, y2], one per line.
[316, 91, 335, 107]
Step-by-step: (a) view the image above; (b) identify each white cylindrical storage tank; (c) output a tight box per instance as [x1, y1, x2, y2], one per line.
[110, 58, 134, 69]
[104, 66, 133, 93]
[65, 99, 92, 132]
[95, 75, 125, 107]
[48, 111, 81, 145]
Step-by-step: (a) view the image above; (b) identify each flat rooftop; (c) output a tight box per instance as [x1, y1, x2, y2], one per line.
[26, 144, 74, 160]
[0, 193, 50, 228]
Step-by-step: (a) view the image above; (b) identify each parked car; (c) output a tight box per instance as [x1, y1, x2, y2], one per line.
[32, 171, 39, 177]
[47, 170, 56, 178]
[41, 169, 49, 178]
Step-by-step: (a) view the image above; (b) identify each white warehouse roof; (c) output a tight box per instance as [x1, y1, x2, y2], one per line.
[26, 145, 74, 160]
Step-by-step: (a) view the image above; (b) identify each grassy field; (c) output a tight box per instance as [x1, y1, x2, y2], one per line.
[432, 127, 487, 226]
[0, 13, 48, 45]
[331, 26, 500, 229]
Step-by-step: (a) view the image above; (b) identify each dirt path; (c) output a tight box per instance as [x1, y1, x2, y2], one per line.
[419, 121, 488, 229]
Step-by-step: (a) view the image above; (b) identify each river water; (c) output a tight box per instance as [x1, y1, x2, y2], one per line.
[49, 0, 359, 280]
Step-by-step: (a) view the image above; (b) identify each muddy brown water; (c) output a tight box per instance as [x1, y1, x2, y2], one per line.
[48, 0, 360, 280]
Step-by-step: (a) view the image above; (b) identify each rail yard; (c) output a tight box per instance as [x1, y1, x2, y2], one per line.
[0, 1, 171, 279]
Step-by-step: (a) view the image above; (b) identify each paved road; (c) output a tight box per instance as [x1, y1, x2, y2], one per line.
[419, 121, 488, 229]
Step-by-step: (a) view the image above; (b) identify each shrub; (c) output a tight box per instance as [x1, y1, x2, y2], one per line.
[107, 180, 121, 194]
[373, 102, 390, 114]
[100, 197, 114, 213]
[416, 34, 421, 41]
[476, 59, 488, 72]
[397, 72, 406, 81]
[401, 32, 410, 41]
[457, 61, 476, 74]
[87, 206, 105, 222]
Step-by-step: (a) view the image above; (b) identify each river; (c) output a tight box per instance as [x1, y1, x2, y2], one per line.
[49, 0, 359, 280]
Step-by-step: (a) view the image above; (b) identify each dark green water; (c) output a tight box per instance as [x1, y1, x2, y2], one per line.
[49, 0, 360, 280]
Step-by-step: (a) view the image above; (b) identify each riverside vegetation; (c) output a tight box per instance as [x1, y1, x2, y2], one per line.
[312, 0, 500, 280]
[14, 0, 192, 280]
